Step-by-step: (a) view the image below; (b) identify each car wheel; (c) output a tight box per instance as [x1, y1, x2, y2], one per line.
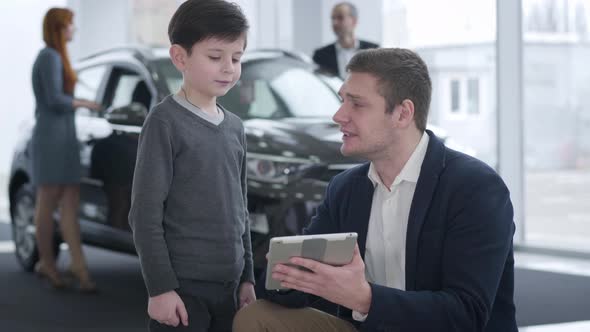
[11, 185, 60, 272]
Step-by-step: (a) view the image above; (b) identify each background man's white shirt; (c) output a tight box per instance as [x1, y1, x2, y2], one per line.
[335, 39, 360, 78]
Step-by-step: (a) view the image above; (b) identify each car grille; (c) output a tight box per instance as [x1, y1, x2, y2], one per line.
[306, 164, 360, 183]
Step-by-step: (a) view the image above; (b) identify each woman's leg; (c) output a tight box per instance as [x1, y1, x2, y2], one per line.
[34, 185, 64, 285]
[59, 184, 95, 290]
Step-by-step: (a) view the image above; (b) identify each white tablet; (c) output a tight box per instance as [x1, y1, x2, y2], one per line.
[265, 232, 358, 290]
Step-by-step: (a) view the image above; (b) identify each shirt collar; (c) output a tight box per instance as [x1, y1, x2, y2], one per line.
[335, 38, 360, 52]
[367, 132, 430, 189]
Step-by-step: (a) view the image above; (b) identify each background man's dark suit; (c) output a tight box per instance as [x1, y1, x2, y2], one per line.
[312, 40, 379, 77]
[266, 130, 518, 332]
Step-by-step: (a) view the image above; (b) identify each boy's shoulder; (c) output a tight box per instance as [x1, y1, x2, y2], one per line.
[146, 95, 179, 123]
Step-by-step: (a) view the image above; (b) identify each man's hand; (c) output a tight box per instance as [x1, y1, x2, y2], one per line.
[148, 290, 189, 327]
[272, 244, 372, 314]
[238, 281, 256, 309]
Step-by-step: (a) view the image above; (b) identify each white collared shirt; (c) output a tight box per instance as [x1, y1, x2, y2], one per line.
[335, 39, 360, 78]
[353, 132, 430, 321]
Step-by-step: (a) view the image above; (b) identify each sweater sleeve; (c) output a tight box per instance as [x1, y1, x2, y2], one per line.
[239, 129, 255, 284]
[37, 49, 74, 113]
[129, 115, 178, 296]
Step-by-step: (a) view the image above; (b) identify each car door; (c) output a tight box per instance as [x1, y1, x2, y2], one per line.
[74, 64, 113, 229]
[88, 64, 153, 234]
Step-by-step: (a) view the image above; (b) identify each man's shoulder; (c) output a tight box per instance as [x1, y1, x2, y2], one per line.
[313, 43, 336, 56]
[359, 40, 379, 49]
[328, 163, 370, 192]
[441, 147, 507, 192]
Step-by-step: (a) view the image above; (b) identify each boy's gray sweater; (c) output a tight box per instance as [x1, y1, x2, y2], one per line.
[129, 95, 254, 296]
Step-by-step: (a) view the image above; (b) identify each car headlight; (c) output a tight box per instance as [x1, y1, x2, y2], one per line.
[246, 153, 314, 184]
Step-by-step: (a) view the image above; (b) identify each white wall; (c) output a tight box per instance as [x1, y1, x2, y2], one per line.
[67, 0, 132, 59]
[0, 0, 67, 178]
[0, 0, 384, 179]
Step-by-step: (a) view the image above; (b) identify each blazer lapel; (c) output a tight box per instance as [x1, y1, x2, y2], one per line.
[405, 131, 446, 290]
[327, 44, 339, 77]
[345, 164, 373, 260]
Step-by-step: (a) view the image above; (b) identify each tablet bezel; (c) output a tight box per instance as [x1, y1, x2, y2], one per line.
[264, 232, 358, 290]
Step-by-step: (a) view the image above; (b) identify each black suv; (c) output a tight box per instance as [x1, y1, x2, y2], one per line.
[9, 47, 462, 273]
[8, 47, 364, 272]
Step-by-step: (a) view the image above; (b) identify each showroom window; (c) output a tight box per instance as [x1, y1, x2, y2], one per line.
[450, 80, 460, 113]
[448, 78, 480, 116]
[522, 0, 590, 252]
[467, 78, 480, 114]
[382, 0, 497, 168]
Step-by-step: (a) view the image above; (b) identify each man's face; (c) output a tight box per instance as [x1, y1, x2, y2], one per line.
[331, 4, 357, 39]
[333, 72, 397, 160]
[182, 36, 245, 98]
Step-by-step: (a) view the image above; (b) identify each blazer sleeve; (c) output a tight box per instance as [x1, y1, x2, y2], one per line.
[37, 50, 74, 113]
[360, 171, 515, 332]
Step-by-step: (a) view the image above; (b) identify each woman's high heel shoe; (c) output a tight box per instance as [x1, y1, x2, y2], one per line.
[66, 267, 97, 293]
[34, 262, 65, 289]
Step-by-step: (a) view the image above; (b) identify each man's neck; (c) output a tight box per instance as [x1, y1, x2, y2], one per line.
[372, 130, 424, 188]
[337, 35, 356, 49]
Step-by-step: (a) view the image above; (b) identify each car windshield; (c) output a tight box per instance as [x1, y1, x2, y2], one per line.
[154, 57, 342, 119]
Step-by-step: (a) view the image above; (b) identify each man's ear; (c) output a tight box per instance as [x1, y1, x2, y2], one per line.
[169, 44, 188, 72]
[393, 99, 415, 128]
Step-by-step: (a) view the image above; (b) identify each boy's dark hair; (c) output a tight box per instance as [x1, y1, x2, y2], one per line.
[347, 48, 432, 132]
[168, 0, 249, 54]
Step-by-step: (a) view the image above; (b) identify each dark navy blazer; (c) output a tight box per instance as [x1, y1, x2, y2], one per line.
[267, 131, 517, 332]
[312, 40, 379, 77]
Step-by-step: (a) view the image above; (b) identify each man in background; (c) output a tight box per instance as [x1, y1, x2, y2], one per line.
[312, 2, 379, 78]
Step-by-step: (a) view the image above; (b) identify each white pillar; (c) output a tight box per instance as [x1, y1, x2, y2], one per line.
[496, 0, 524, 242]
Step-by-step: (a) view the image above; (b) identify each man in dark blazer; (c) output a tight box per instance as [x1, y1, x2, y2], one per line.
[234, 48, 517, 332]
[312, 2, 378, 78]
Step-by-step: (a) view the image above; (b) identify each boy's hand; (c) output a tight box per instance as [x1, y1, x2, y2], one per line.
[238, 281, 256, 309]
[148, 290, 189, 327]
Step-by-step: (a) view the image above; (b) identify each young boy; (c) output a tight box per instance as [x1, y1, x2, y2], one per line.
[128, 1, 255, 331]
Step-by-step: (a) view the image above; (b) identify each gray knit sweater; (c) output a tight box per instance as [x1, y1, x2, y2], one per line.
[129, 95, 254, 296]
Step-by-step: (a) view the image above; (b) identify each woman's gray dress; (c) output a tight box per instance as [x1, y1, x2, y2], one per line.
[30, 47, 81, 185]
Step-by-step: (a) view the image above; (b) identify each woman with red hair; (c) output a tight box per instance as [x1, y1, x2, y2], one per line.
[31, 7, 100, 291]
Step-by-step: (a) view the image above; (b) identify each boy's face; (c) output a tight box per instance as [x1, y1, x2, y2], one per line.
[176, 36, 245, 99]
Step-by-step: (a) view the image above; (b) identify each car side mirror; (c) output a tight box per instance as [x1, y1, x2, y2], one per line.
[104, 102, 147, 127]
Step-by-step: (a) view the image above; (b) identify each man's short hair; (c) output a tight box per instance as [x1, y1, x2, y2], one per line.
[334, 2, 358, 19]
[168, 0, 249, 54]
[347, 48, 432, 132]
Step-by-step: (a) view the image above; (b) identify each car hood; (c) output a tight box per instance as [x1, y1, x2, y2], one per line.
[244, 118, 364, 165]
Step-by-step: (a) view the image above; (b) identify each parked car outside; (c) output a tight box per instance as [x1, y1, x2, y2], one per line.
[8, 46, 467, 275]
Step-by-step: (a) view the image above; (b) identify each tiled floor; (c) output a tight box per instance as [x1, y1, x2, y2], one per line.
[520, 320, 590, 331]
[515, 252, 590, 277]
